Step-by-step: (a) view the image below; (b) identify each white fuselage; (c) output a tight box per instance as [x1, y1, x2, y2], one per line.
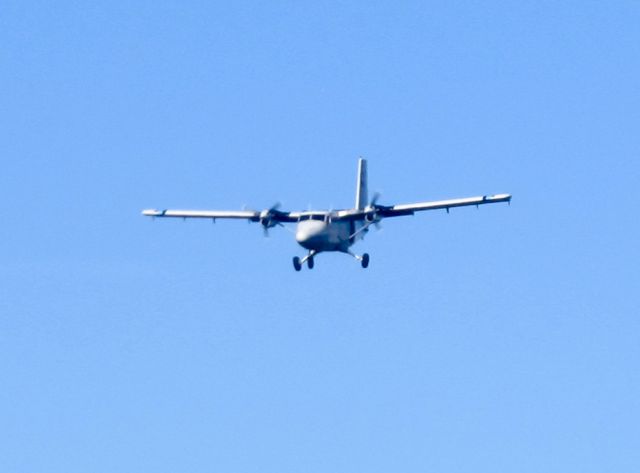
[295, 217, 358, 252]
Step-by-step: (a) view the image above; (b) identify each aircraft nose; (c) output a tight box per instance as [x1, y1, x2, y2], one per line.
[295, 220, 326, 246]
[295, 227, 312, 243]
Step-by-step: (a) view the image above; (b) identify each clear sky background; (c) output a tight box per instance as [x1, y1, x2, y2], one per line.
[2, 1, 639, 471]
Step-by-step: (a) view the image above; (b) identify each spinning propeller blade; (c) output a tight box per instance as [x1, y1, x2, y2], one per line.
[261, 202, 283, 237]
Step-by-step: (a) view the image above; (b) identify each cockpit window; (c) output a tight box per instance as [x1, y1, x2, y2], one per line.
[299, 214, 327, 221]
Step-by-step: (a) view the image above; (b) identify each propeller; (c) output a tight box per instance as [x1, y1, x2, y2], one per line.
[364, 192, 384, 230]
[259, 202, 284, 237]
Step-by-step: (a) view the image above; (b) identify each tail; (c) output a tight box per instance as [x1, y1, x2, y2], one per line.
[355, 158, 368, 210]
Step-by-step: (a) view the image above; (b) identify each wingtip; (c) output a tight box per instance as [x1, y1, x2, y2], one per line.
[142, 209, 163, 216]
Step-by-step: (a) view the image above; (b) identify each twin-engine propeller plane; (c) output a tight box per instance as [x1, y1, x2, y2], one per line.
[143, 159, 511, 271]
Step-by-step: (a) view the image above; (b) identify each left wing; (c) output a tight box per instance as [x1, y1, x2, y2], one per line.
[382, 193, 512, 216]
[334, 193, 511, 221]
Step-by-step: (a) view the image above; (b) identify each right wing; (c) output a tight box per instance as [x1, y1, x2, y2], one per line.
[142, 209, 261, 220]
[141, 207, 299, 224]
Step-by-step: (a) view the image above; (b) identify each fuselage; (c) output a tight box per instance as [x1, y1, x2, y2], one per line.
[295, 216, 357, 252]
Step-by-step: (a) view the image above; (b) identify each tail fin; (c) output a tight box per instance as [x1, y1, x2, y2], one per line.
[355, 158, 368, 210]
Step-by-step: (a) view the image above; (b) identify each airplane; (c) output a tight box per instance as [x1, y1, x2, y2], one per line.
[142, 159, 511, 271]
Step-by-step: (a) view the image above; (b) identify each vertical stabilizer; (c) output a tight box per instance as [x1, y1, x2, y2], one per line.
[355, 158, 368, 210]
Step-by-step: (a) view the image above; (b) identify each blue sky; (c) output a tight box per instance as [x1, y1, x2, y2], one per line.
[1, 1, 639, 471]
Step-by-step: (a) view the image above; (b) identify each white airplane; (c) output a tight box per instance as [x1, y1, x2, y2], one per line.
[143, 159, 511, 271]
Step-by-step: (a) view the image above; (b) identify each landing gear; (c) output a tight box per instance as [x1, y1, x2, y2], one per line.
[292, 251, 316, 271]
[293, 256, 302, 271]
[292, 250, 369, 271]
[346, 250, 370, 268]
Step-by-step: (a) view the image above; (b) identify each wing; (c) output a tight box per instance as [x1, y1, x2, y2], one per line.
[335, 193, 511, 221]
[142, 209, 261, 220]
[382, 193, 512, 216]
[142, 208, 297, 223]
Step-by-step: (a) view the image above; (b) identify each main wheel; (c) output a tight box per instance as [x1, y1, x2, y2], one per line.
[307, 256, 314, 269]
[361, 253, 370, 268]
[293, 256, 302, 271]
